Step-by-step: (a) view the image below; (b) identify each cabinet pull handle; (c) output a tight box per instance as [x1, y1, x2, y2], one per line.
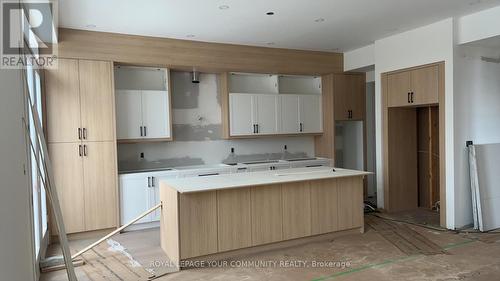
[151, 176, 155, 187]
[411, 92, 414, 103]
[144, 126, 147, 136]
[78, 128, 82, 140]
[78, 145, 82, 157]
[408, 92, 411, 103]
[253, 124, 256, 134]
[300, 123, 303, 132]
[83, 144, 87, 156]
[256, 124, 259, 134]
[83, 128, 87, 140]
[140, 126, 143, 137]
[147, 177, 151, 188]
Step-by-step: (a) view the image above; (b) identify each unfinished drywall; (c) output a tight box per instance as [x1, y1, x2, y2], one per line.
[117, 72, 315, 169]
[453, 44, 500, 228]
[0, 68, 36, 280]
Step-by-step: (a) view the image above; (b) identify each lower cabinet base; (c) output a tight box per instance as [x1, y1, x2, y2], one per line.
[178, 227, 363, 268]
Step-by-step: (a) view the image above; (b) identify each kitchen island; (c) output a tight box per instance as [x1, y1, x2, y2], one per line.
[159, 166, 370, 267]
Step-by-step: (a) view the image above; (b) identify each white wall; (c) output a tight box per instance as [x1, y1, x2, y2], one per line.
[457, 5, 500, 45]
[0, 68, 36, 280]
[344, 44, 375, 71]
[374, 18, 455, 228]
[453, 45, 500, 228]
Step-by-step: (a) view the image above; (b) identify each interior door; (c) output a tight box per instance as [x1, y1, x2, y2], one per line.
[45, 58, 81, 143]
[82, 141, 117, 231]
[280, 95, 300, 134]
[48, 143, 85, 233]
[120, 176, 151, 225]
[141, 90, 170, 139]
[387, 71, 411, 107]
[79, 60, 115, 142]
[348, 75, 366, 120]
[255, 95, 279, 134]
[411, 65, 439, 106]
[299, 95, 322, 133]
[115, 90, 143, 139]
[229, 93, 254, 136]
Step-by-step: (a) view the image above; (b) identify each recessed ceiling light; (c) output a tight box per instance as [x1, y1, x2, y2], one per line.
[86, 24, 96, 28]
[219, 5, 229, 10]
[314, 18, 325, 23]
[266, 11, 275, 15]
[186, 34, 195, 38]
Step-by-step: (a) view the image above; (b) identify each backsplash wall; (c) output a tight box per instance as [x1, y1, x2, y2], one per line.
[117, 72, 315, 168]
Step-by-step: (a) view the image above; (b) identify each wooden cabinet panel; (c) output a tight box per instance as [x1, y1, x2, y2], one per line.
[388, 108, 418, 212]
[179, 191, 218, 259]
[251, 185, 282, 246]
[337, 177, 364, 230]
[387, 71, 411, 107]
[45, 58, 81, 143]
[333, 74, 349, 121]
[348, 75, 366, 120]
[48, 143, 85, 233]
[311, 179, 339, 235]
[411, 65, 439, 105]
[217, 188, 252, 252]
[79, 60, 115, 142]
[82, 141, 117, 231]
[282, 182, 311, 240]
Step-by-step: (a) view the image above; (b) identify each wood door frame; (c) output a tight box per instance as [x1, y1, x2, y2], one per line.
[382, 61, 446, 228]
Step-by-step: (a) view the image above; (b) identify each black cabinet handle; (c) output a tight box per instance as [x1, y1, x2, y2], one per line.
[83, 144, 87, 156]
[256, 124, 259, 133]
[140, 126, 143, 137]
[408, 92, 411, 103]
[411, 92, 414, 103]
[299, 123, 303, 132]
[144, 126, 147, 136]
[78, 128, 82, 140]
[147, 176, 151, 187]
[83, 128, 87, 140]
[78, 145, 82, 157]
[253, 124, 256, 134]
[151, 176, 155, 187]
[198, 173, 219, 177]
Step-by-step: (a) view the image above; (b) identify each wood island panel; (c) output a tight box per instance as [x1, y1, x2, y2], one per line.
[217, 188, 252, 252]
[311, 179, 339, 235]
[251, 185, 283, 246]
[282, 181, 311, 240]
[338, 177, 364, 230]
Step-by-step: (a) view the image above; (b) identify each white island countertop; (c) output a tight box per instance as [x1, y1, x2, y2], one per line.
[160, 166, 371, 193]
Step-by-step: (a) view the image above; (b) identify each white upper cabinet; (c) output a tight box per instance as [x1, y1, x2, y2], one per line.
[227, 73, 322, 137]
[280, 95, 300, 134]
[299, 95, 322, 133]
[114, 67, 171, 141]
[141, 90, 170, 139]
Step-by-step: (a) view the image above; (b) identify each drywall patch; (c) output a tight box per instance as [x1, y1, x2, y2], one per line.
[173, 124, 222, 141]
[171, 71, 199, 109]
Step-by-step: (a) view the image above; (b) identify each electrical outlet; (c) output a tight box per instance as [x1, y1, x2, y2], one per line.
[140, 152, 145, 159]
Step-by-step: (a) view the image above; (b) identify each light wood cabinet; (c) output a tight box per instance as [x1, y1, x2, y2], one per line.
[217, 188, 252, 252]
[251, 185, 283, 245]
[82, 141, 117, 231]
[311, 179, 339, 235]
[334, 74, 365, 121]
[45, 58, 118, 234]
[387, 65, 439, 107]
[282, 181, 311, 240]
[48, 143, 85, 233]
[337, 177, 364, 230]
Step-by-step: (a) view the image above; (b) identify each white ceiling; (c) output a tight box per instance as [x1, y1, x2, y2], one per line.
[59, 0, 500, 52]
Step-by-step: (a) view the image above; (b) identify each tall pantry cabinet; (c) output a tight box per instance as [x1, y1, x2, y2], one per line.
[45, 58, 118, 234]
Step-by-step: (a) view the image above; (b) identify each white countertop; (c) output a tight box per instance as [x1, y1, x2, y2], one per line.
[160, 166, 371, 193]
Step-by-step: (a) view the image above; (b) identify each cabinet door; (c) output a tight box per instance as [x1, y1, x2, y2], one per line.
[115, 90, 143, 140]
[82, 141, 117, 231]
[48, 143, 85, 233]
[334, 74, 350, 121]
[255, 95, 279, 135]
[217, 188, 252, 251]
[411, 65, 439, 106]
[142, 90, 171, 139]
[280, 95, 300, 134]
[251, 185, 282, 245]
[311, 179, 339, 235]
[387, 71, 411, 107]
[299, 95, 322, 133]
[229, 94, 254, 136]
[348, 75, 366, 120]
[120, 176, 150, 225]
[45, 58, 81, 143]
[337, 177, 364, 230]
[79, 60, 115, 142]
